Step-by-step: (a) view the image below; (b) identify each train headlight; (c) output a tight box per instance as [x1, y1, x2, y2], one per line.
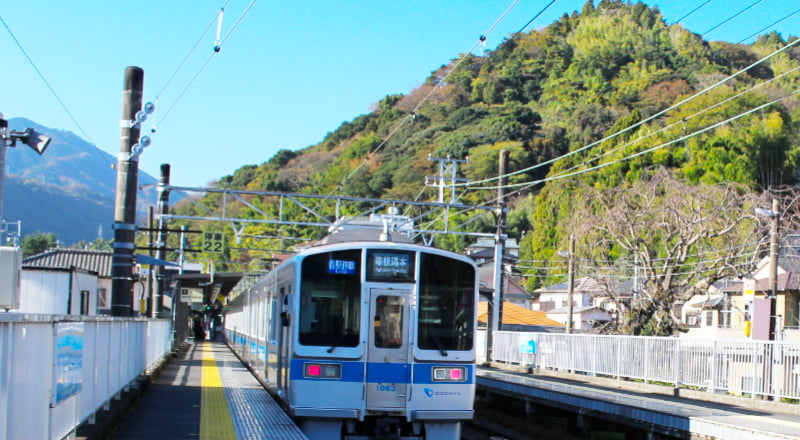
[303, 362, 342, 379]
[432, 366, 466, 382]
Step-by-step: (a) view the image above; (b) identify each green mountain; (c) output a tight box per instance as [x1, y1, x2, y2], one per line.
[184, 1, 800, 287]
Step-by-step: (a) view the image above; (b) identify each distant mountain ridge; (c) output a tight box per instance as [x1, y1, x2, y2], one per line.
[4, 117, 161, 245]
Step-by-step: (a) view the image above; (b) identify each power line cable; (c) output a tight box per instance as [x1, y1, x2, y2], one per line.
[326, 0, 527, 197]
[469, 87, 800, 191]
[155, 1, 231, 102]
[542, 64, 800, 183]
[462, 37, 800, 189]
[0, 14, 95, 145]
[701, 0, 764, 37]
[736, 6, 800, 44]
[672, 0, 714, 24]
[157, 0, 259, 128]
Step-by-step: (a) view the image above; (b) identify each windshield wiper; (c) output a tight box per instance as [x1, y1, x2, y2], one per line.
[429, 330, 448, 356]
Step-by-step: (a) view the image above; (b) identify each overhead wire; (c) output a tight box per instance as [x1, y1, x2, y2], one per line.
[701, 0, 764, 37]
[536, 63, 800, 184]
[326, 0, 526, 197]
[470, 86, 800, 191]
[736, 6, 800, 44]
[0, 14, 95, 146]
[462, 37, 800, 190]
[157, 0, 259, 128]
[672, 0, 714, 24]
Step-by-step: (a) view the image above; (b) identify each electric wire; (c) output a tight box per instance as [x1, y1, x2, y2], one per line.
[673, 0, 714, 24]
[325, 0, 526, 197]
[701, 0, 764, 37]
[0, 14, 95, 146]
[155, 1, 231, 103]
[512, 0, 558, 36]
[535, 64, 800, 184]
[462, 37, 800, 190]
[157, 0, 259, 128]
[736, 6, 800, 44]
[469, 86, 800, 191]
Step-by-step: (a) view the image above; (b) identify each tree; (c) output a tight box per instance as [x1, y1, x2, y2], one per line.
[569, 168, 766, 335]
[22, 232, 56, 258]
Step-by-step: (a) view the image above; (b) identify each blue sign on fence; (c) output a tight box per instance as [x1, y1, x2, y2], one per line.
[519, 339, 536, 354]
[52, 322, 84, 406]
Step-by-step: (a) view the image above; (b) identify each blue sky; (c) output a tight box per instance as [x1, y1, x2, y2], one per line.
[2, 0, 799, 188]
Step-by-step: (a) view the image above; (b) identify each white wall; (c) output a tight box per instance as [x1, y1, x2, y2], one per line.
[19, 269, 98, 315]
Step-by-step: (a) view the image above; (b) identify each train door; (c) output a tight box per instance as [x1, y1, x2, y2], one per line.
[366, 288, 411, 409]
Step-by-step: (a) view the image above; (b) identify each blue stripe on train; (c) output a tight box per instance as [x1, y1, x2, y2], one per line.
[289, 359, 473, 384]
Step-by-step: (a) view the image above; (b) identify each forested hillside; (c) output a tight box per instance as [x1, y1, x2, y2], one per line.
[176, 1, 800, 311]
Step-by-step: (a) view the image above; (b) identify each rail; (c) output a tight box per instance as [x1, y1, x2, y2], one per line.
[478, 330, 800, 402]
[0, 315, 172, 440]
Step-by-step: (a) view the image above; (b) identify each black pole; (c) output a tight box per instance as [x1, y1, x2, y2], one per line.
[111, 66, 144, 317]
[154, 163, 171, 318]
[768, 198, 779, 340]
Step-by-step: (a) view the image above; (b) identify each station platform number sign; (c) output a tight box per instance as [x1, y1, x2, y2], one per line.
[202, 230, 224, 253]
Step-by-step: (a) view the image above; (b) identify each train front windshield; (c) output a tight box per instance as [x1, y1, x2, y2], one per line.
[418, 253, 475, 352]
[299, 250, 362, 348]
[298, 248, 475, 352]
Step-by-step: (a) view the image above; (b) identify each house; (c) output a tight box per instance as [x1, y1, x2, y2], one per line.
[19, 266, 99, 315]
[20, 248, 188, 317]
[546, 306, 612, 330]
[23, 248, 112, 314]
[534, 277, 604, 311]
[532, 277, 616, 332]
[477, 300, 563, 331]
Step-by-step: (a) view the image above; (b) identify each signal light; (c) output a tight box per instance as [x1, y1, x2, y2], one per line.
[432, 366, 467, 382]
[303, 362, 342, 379]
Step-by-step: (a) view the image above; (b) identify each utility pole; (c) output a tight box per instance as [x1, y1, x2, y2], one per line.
[488, 150, 507, 362]
[111, 67, 144, 317]
[153, 164, 171, 318]
[566, 234, 575, 334]
[768, 197, 779, 340]
[425, 155, 469, 203]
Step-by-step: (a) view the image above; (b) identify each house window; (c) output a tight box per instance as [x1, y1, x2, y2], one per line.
[705, 311, 714, 327]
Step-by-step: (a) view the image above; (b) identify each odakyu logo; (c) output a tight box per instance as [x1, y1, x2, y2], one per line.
[423, 388, 461, 398]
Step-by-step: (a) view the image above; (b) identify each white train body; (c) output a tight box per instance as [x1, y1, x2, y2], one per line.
[226, 239, 478, 440]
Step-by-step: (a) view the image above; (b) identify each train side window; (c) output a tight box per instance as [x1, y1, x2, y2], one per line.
[299, 250, 362, 348]
[374, 296, 404, 348]
[280, 287, 289, 327]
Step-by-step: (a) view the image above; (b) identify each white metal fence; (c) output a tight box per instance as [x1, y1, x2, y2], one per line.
[479, 330, 800, 402]
[0, 315, 172, 440]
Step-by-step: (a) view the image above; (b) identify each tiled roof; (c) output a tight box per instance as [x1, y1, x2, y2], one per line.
[22, 248, 113, 277]
[478, 301, 563, 327]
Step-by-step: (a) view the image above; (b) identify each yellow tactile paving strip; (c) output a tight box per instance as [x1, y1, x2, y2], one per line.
[200, 342, 238, 440]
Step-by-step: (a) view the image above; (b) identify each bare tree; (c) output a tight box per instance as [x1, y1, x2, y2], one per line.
[570, 168, 769, 335]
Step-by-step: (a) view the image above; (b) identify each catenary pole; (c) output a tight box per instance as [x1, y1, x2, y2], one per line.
[111, 66, 144, 317]
[488, 150, 507, 362]
[154, 163, 171, 318]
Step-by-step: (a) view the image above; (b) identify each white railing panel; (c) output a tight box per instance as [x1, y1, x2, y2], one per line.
[0, 316, 172, 440]
[485, 330, 800, 402]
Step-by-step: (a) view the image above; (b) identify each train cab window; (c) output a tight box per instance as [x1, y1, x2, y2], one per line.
[418, 253, 475, 352]
[299, 250, 362, 348]
[374, 296, 404, 348]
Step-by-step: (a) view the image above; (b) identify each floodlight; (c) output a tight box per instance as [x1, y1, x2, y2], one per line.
[9, 128, 51, 155]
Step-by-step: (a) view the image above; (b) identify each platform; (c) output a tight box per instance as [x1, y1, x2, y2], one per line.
[110, 340, 308, 440]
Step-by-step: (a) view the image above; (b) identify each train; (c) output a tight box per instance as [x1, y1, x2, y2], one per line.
[224, 225, 479, 440]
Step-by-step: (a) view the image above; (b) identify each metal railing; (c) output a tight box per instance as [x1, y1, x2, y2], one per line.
[0, 315, 172, 440]
[479, 330, 800, 402]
